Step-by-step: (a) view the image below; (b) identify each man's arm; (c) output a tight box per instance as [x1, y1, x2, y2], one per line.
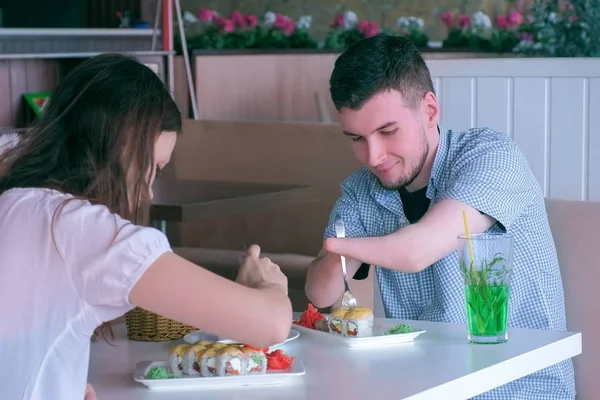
[323, 198, 495, 273]
[305, 181, 368, 309]
[324, 134, 537, 274]
[305, 248, 363, 308]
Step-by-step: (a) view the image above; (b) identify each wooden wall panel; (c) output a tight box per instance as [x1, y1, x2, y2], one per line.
[0, 59, 59, 128]
[0, 55, 163, 128]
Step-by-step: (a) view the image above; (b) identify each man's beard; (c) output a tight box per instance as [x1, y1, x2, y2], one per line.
[378, 139, 429, 190]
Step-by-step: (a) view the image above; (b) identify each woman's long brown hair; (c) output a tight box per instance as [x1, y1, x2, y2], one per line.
[0, 53, 182, 341]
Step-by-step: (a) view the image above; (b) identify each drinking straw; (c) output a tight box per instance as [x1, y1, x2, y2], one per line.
[462, 210, 475, 264]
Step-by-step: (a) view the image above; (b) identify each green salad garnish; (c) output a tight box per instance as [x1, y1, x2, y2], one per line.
[146, 366, 177, 379]
[385, 324, 414, 335]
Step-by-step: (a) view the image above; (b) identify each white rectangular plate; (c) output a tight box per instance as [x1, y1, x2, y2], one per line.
[293, 318, 426, 348]
[134, 360, 306, 390]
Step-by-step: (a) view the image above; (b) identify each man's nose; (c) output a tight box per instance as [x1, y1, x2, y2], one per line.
[366, 140, 386, 168]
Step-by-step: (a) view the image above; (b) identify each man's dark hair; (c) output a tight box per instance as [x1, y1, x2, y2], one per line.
[329, 33, 435, 111]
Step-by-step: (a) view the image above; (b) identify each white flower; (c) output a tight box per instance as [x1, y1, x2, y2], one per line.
[183, 11, 198, 24]
[264, 11, 277, 27]
[397, 16, 424, 30]
[296, 15, 312, 30]
[343, 10, 358, 29]
[471, 11, 492, 30]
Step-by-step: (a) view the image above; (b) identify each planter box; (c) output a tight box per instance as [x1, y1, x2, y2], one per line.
[177, 49, 515, 122]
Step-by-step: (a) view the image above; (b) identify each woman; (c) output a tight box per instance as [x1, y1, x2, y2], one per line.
[0, 54, 292, 399]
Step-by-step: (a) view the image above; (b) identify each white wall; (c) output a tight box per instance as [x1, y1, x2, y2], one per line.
[427, 58, 600, 202]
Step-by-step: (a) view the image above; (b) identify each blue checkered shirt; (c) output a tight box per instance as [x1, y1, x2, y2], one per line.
[324, 126, 575, 399]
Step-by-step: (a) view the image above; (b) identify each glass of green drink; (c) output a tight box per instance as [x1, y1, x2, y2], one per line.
[457, 233, 514, 344]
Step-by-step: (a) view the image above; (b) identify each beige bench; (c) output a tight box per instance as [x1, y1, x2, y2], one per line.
[545, 198, 600, 398]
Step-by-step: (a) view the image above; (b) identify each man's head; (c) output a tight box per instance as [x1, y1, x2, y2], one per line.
[329, 33, 440, 190]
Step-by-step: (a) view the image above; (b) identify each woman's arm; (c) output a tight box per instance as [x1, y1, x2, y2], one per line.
[129, 252, 293, 348]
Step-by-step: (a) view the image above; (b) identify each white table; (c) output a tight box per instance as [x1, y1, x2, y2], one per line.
[88, 319, 581, 400]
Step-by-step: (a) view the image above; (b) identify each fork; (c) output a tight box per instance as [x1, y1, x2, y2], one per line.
[334, 214, 358, 308]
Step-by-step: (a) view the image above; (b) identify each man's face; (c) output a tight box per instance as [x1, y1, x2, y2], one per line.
[338, 90, 435, 190]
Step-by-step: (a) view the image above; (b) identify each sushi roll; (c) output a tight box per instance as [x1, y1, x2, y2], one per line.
[241, 346, 267, 375]
[195, 339, 213, 346]
[167, 344, 190, 377]
[200, 348, 218, 377]
[345, 307, 374, 337]
[215, 346, 244, 376]
[209, 342, 228, 350]
[329, 306, 350, 336]
[182, 344, 207, 376]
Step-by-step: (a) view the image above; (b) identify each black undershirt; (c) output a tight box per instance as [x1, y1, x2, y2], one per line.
[353, 186, 431, 280]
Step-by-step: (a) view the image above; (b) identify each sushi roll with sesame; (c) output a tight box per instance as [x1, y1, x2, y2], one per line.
[182, 344, 207, 376]
[216, 346, 244, 376]
[344, 307, 374, 337]
[241, 346, 267, 375]
[329, 306, 349, 336]
[210, 342, 228, 350]
[200, 348, 218, 377]
[167, 344, 190, 377]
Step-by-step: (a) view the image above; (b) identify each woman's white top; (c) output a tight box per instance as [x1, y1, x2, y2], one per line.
[0, 188, 171, 399]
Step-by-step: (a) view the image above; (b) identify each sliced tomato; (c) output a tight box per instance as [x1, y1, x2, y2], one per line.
[266, 349, 295, 370]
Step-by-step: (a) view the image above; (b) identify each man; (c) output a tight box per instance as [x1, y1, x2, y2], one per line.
[305, 33, 575, 399]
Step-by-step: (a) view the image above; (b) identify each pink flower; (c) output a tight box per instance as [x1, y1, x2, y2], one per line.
[439, 11, 455, 29]
[284, 19, 295, 35]
[507, 11, 523, 27]
[559, 1, 574, 11]
[274, 14, 287, 28]
[495, 14, 509, 29]
[216, 18, 235, 33]
[245, 15, 258, 27]
[520, 32, 533, 41]
[358, 20, 380, 38]
[330, 14, 344, 28]
[198, 8, 214, 23]
[213, 15, 225, 26]
[230, 10, 246, 27]
[274, 14, 295, 35]
[458, 14, 471, 28]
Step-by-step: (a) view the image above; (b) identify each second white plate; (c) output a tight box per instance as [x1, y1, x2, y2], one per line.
[293, 318, 425, 348]
[183, 328, 300, 349]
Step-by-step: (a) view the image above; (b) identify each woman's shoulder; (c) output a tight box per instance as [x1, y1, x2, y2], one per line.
[0, 187, 88, 217]
[0, 188, 124, 230]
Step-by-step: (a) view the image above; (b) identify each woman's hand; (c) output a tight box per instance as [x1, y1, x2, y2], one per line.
[236, 244, 288, 295]
[84, 383, 96, 400]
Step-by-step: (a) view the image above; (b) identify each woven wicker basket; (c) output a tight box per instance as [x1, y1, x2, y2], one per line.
[125, 307, 197, 342]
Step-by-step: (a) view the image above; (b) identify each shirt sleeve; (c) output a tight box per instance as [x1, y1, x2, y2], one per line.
[439, 133, 539, 231]
[323, 181, 371, 280]
[54, 198, 172, 322]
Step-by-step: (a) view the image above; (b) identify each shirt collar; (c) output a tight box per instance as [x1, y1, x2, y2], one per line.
[426, 124, 450, 199]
